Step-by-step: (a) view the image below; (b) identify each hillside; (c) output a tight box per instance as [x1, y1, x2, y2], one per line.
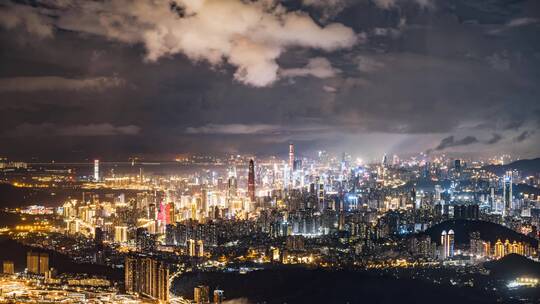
[0, 183, 64, 208]
[423, 219, 537, 247]
[484, 254, 540, 279]
[0, 237, 122, 280]
[483, 158, 540, 176]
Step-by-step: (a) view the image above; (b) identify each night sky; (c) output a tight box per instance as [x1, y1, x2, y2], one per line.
[0, 0, 539, 161]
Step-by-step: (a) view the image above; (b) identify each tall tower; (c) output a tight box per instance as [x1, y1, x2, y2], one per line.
[503, 171, 513, 216]
[447, 229, 455, 258]
[94, 159, 100, 181]
[289, 143, 294, 187]
[27, 251, 40, 274]
[125, 256, 169, 302]
[317, 176, 324, 210]
[289, 143, 294, 171]
[227, 167, 237, 198]
[248, 159, 255, 202]
[440, 230, 455, 259]
[26, 251, 48, 274]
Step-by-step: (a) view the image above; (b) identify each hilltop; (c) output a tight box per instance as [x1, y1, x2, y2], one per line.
[484, 254, 540, 279]
[483, 158, 540, 176]
[423, 219, 537, 247]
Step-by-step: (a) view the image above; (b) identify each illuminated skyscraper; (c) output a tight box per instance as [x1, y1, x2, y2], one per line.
[197, 239, 204, 257]
[2, 261, 14, 274]
[227, 167, 237, 198]
[188, 239, 196, 256]
[39, 254, 49, 274]
[490, 187, 495, 211]
[316, 176, 324, 210]
[447, 230, 454, 258]
[114, 226, 128, 243]
[213, 289, 224, 304]
[26, 252, 48, 274]
[289, 143, 294, 187]
[194, 285, 210, 304]
[440, 230, 455, 259]
[125, 256, 169, 302]
[248, 159, 255, 202]
[503, 171, 513, 216]
[94, 159, 100, 181]
[289, 143, 294, 172]
[27, 252, 39, 273]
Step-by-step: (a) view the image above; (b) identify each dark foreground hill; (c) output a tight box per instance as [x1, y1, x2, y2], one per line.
[0, 237, 122, 281]
[0, 183, 62, 208]
[174, 267, 500, 304]
[484, 254, 540, 279]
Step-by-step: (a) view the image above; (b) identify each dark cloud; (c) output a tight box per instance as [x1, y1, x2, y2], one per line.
[486, 133, 503, 145]
[514, 130, 534, 143]
[435, 136, 479, 151]
[504, 120, 524, 130]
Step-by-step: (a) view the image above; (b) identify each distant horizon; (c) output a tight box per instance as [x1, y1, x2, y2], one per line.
[2, 153, 539, 167]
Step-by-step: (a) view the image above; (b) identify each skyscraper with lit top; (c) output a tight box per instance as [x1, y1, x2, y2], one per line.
[94, 159, 99, 181]
[248, 159, 255, 202]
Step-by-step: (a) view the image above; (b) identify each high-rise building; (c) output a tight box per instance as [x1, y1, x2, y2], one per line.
[248, 159, 255, 202]
[289, 143, 294, 187]
[136, 227, 156, 252]
[2, 261, 14, 274]
[316, 176, 324, 210]
[213, 289, 224, 304]
[188, 239, 196, 257]
[39, 254, 49, 274]
[27, 252, 39, 274]
[469, 232, 484, 260]
[114, 226, 128, 243]
[94, 159, 100, 182]
[503, 171, 513, 216]
[440, 230, 455, 259]
[194, 285, 210, 304]
[490, 187, 495, 211]
[289, 143, 294, 172]
[26, 252, 48, 274]
[197, 240, 204, 257]
[454, 159, 462, 172]
[434, 185, 443, 202]
[227, 167, 237, 199]
[94, 227, 104, 249]
[125, 256, 169, 302]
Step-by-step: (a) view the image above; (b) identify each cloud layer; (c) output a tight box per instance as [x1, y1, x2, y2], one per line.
[434, 135, 479, 151]
[280, 57, 341, 79]
[2, 0, 358, 87]
[7, 123, 140, 137]
[0, 76, 124, 92]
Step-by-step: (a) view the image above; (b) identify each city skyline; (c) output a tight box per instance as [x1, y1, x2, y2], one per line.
[0, 0, 539, 160]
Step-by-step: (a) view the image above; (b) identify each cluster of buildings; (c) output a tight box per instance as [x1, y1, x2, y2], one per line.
[125, 256, 170, 302]
[2, 145, 540, 302]
[193, 285, 224, 304]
